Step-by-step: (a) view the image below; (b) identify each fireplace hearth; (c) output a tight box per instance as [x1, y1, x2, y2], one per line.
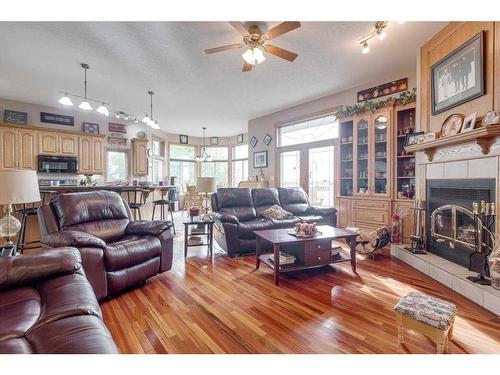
[426, 179, 496, 270]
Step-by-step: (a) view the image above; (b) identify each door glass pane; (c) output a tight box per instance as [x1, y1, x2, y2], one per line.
[374, 115, 388, 194]
[280, 150, 300, 188]
[356, 118, 369, 194]
[308, 146, 335, 207]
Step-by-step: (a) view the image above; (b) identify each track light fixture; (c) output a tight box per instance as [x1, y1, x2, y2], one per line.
[359, 21, 390, 54]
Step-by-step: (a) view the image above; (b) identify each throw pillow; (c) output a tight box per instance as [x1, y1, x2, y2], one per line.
[260, 205, 293, 220]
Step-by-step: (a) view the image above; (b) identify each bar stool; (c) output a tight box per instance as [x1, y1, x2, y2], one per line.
[152, 187, 176, 234]
[121, 187, 150, 220]
[15, 191, 56, 253]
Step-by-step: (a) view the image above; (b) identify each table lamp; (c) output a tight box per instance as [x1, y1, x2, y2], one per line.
[0, 170, 41, 253]
[196, 177, 216, 221]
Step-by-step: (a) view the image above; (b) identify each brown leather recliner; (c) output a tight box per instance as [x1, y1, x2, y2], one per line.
[38, 190, 174, 300]
[0, 247, 118, 353]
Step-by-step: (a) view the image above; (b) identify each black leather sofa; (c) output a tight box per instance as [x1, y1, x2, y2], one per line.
[211, 188, 337, 256]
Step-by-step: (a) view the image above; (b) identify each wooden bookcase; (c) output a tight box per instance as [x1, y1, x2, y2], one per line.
[336, 103, 415, 242]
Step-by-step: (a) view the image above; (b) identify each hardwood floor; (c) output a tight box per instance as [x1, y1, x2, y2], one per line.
[100, 234, 500, 354]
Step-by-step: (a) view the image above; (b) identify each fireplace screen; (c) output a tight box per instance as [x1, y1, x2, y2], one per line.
[431, 205, 476, 248]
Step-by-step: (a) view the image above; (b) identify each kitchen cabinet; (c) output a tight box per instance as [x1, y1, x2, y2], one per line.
[0, 127, 37, 170]
[79, 135, 104, 175]
[59, 134, 79, 156]
[38, 131, 59, 155]
[132, 138, 148, 176]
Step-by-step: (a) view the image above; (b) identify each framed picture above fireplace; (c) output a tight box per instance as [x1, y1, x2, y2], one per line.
[431, 31, 484, 115]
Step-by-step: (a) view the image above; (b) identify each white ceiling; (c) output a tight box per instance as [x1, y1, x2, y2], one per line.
[0, 22, 445, 136]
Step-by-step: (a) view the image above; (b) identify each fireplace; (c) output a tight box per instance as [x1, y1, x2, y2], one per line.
[426, 179, 496, 269]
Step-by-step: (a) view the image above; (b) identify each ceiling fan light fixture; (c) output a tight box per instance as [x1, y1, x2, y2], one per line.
[253, 47, 266, 64]
[242, 48, 255, 65]
[58, 94, 73, 106]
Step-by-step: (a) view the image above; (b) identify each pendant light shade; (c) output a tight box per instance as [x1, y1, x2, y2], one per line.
[79, 101, 93, 110]
[142, 113, 150, 123]
[96, 104, 109, 116]
[58, 94, 73, 106]
[242, 47, 266, 65]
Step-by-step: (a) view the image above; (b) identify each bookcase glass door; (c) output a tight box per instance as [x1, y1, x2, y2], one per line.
[339, 119, 353, 196]
[355, 117, 369, 195]
[373, 114, 389, 195]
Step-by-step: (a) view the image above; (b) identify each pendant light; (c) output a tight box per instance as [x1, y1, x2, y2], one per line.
[96, 102, 109, 116]
[58, 93, 73, 106]
[147, 91, 160, 129]
[195, 127, 211, 162]
[78, 63, 93, 111]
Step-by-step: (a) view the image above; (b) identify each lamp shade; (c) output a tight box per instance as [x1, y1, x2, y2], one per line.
[196, 177, 216, 193]
[0, 170, 41, 205]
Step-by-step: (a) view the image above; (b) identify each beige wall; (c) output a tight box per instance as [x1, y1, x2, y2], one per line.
[247, 70, 417, 186]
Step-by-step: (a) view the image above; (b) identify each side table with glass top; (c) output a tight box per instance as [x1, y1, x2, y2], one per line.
[183, 218, 215, 258]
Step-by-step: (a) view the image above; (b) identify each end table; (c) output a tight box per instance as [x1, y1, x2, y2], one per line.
[183, 218, 214, 258]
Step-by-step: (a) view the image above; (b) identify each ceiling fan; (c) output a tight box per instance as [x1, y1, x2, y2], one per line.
[204, 21, 301, 72]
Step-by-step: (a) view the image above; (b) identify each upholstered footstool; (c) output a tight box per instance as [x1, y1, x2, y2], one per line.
[394, 292, 457, 354]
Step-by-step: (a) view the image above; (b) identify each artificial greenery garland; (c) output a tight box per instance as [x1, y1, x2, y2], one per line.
[334, 88, 416, 119]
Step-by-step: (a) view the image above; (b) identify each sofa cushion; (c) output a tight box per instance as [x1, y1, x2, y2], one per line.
[26, 315, 118, 354]
[51, 191, 130, 242]
[260, 205, 293, 220]
[252, 188, 280, 215]
[269, 216, 301, 229]
[238, 218, 274, 239]
[278, 188, 310, 215]
[215, 188, 256, 221]
[104, 235, 161, 271]
[0, 288, 40, 341]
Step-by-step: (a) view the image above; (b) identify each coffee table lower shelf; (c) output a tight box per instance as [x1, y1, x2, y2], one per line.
[259, 253, 351, 273]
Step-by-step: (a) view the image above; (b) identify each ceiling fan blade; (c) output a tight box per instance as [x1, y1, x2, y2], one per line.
[229, 22, 250, 37]
[263, 21, 301, 40]
[242, 62, 253, 72]
[204, 43, 243, 54]
[263, 44, 298, 62]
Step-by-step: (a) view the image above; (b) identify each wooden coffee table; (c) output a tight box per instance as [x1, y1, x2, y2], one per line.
[255, 225, 358, 285]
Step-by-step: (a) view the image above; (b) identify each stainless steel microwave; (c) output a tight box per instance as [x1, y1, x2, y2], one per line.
[38, 155, 78, 174]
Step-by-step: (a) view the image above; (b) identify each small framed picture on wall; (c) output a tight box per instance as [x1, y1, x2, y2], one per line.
[237, 134, 244, 143]
[82, 122, 100, 134]
[179, 134, 189, 144]
[210, 136, 219, 145]
[253, 151, 268, 168]
[263, 134, 272, 146]
[250, 136, 258, 148]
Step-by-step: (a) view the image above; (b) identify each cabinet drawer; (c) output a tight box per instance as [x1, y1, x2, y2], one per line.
[353, 200, 389, 210]
[305, 239, 332, 252]
[353, 208, 388, 225]
[304, 249, 331, 267]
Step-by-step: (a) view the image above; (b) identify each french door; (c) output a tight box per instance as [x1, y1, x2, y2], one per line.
[278, 140, 336, 207]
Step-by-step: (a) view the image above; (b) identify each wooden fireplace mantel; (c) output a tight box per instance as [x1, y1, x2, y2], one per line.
[405, 124, 500, 161]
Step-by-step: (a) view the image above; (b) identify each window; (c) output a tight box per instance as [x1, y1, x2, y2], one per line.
[232, 144, 248, 187]
[278, 114, 338, 147]
[169, 144, 196, 187]
[151, 138, 165, 184]
[200, 146, 229, 188]
[279, 150, 300, 188]
[107, 150, 128, 183]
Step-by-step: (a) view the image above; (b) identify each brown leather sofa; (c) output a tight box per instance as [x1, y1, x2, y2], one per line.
[38, 190, 174, 300]
[0, 248, 118, 353]
[211, 188, 337, 256]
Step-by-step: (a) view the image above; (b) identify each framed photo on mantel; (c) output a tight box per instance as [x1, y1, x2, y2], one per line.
[431, 31, 485, 115]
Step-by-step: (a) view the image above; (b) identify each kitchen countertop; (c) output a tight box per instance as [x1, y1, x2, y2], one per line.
[39, 185, 176, 192]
